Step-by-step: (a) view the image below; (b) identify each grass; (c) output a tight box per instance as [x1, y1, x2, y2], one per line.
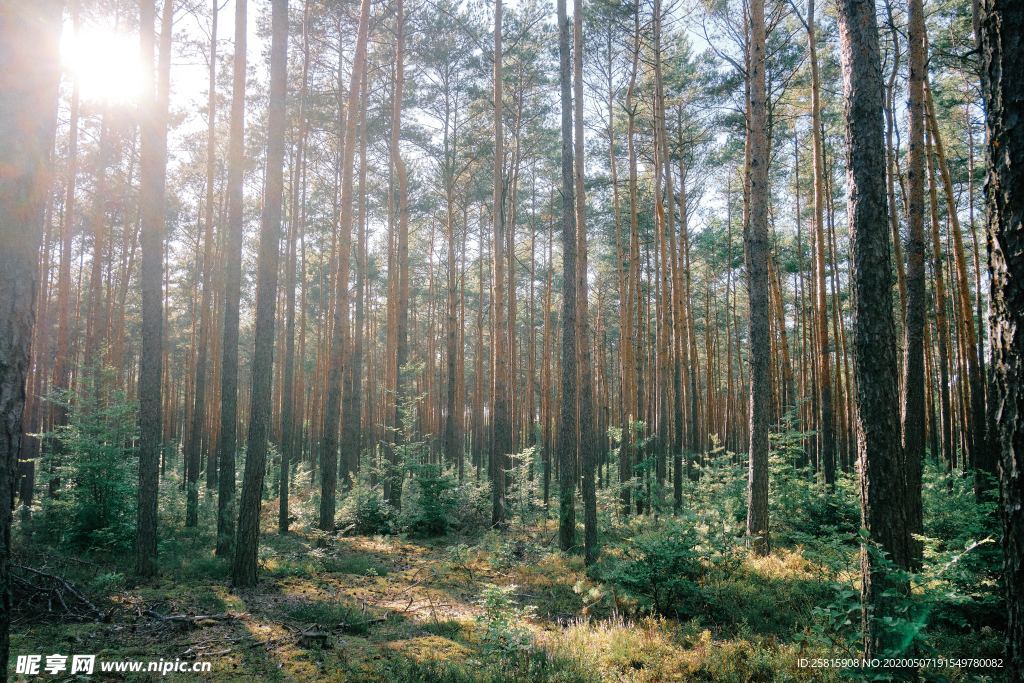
[6, 477, 1008, 682]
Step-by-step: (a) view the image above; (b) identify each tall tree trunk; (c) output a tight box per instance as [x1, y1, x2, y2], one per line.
[745, 0, 771, 556]
[621, 4, 642, 510]
[231, 0, 287, 588]
[926, 132, 953, 471]
[386, 0, 410, 508]
[352, 64, 369, 474]
[0, 0, 62, 663]
[557, 0, 577, 551]
[216, 0, 247, 557]
[341, 17, 370, 493]
[901, 0, 927, 568]
[280, 0, 309, 533]
[444, 160, 460, 473]
[52, 0, 80, 436]
[835, 0, 913, 657]
[805, 0, 836, 486]
[136, 0, 173, 577]
[491, 0, 510, 527]
[185, 0, 217, 529]
[981, 0, 1024, 673]
[573, 0, 597, 564]
[320, 0, 370, 531]
[925, 86, 991, 488]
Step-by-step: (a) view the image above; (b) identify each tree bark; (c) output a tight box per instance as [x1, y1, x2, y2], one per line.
[557, 0, 577, 551]
[136, 0, 173, 578]
[231, 0, 287, 588]
[573, 0, 597, 564]
[320, 0, 370, 531]
[0, 0, 62, 665]
[185, 0, 218, 529]
[981, 0, 1024, 674]
[491, 0, 510, 527]
[216, 0, 247, 557]
[745, 0, 771, 557]
[835, 0, 913, 657]
[901, 0, 927, 568]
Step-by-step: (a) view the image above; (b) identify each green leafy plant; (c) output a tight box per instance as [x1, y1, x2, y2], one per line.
[337, 475, 397, 535]
[38, 384, 138, 551]
[476, 583, 535, 660]
[401, 463, 457, 536]
[600, 518, 705, 617]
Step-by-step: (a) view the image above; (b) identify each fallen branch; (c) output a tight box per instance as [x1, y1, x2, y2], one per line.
[11, 564, 101, 622]
[145, 610, 245, 627]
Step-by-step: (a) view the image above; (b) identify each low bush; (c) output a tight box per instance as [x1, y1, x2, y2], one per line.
[401, 463, 457, 537]
[37, 384, 137, 552]
[598, 518, 706, 618]
[337, 476, 397, 535]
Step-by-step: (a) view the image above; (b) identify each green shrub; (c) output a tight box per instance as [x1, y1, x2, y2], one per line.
[38, 385, 137, 552]
[450, 477, 492, 533]
[337, 476, 396, 535]
[599, 519, 705, 618]
[476, 583, 535, 660]
[401, 463, 457, 536]
[506, 446, 542, 528]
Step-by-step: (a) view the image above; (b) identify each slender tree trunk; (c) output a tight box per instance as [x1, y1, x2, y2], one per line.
[216, 0, 247, 557]
[622, 4, 642, 509]
[573, 0, 597, 563]
[491, 0, 510, 527]
[805, 0, 836, 486]
[926, 132, 954, 472]
[444, 167, 460, 473]
[52, 0, 80, 436]
[320, 0, 370, 531]
[280, 0, 309, 533]
[185, 0, 218, 528]
[383, 0, 409, 508]
[925, 86, 991, 488]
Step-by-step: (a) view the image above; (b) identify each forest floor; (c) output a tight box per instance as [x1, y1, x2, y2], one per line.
[8, 478, 1007, 683]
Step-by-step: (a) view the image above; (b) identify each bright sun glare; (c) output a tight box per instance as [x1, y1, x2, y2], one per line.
[61, 26, 144, 106]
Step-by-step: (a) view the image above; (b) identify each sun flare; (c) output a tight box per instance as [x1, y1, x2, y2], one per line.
[60, 25, 145, 106]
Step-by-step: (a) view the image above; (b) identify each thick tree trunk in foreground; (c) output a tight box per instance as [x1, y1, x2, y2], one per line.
[0, 0, 62, 670]
[981, 0, 1024, 675]
[136, 0, 172, 579]
[557, 0, 577, 552]
[745, 0, 770, 557]
[231, 0, 287, 589]
[835, 0, 913, 658]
